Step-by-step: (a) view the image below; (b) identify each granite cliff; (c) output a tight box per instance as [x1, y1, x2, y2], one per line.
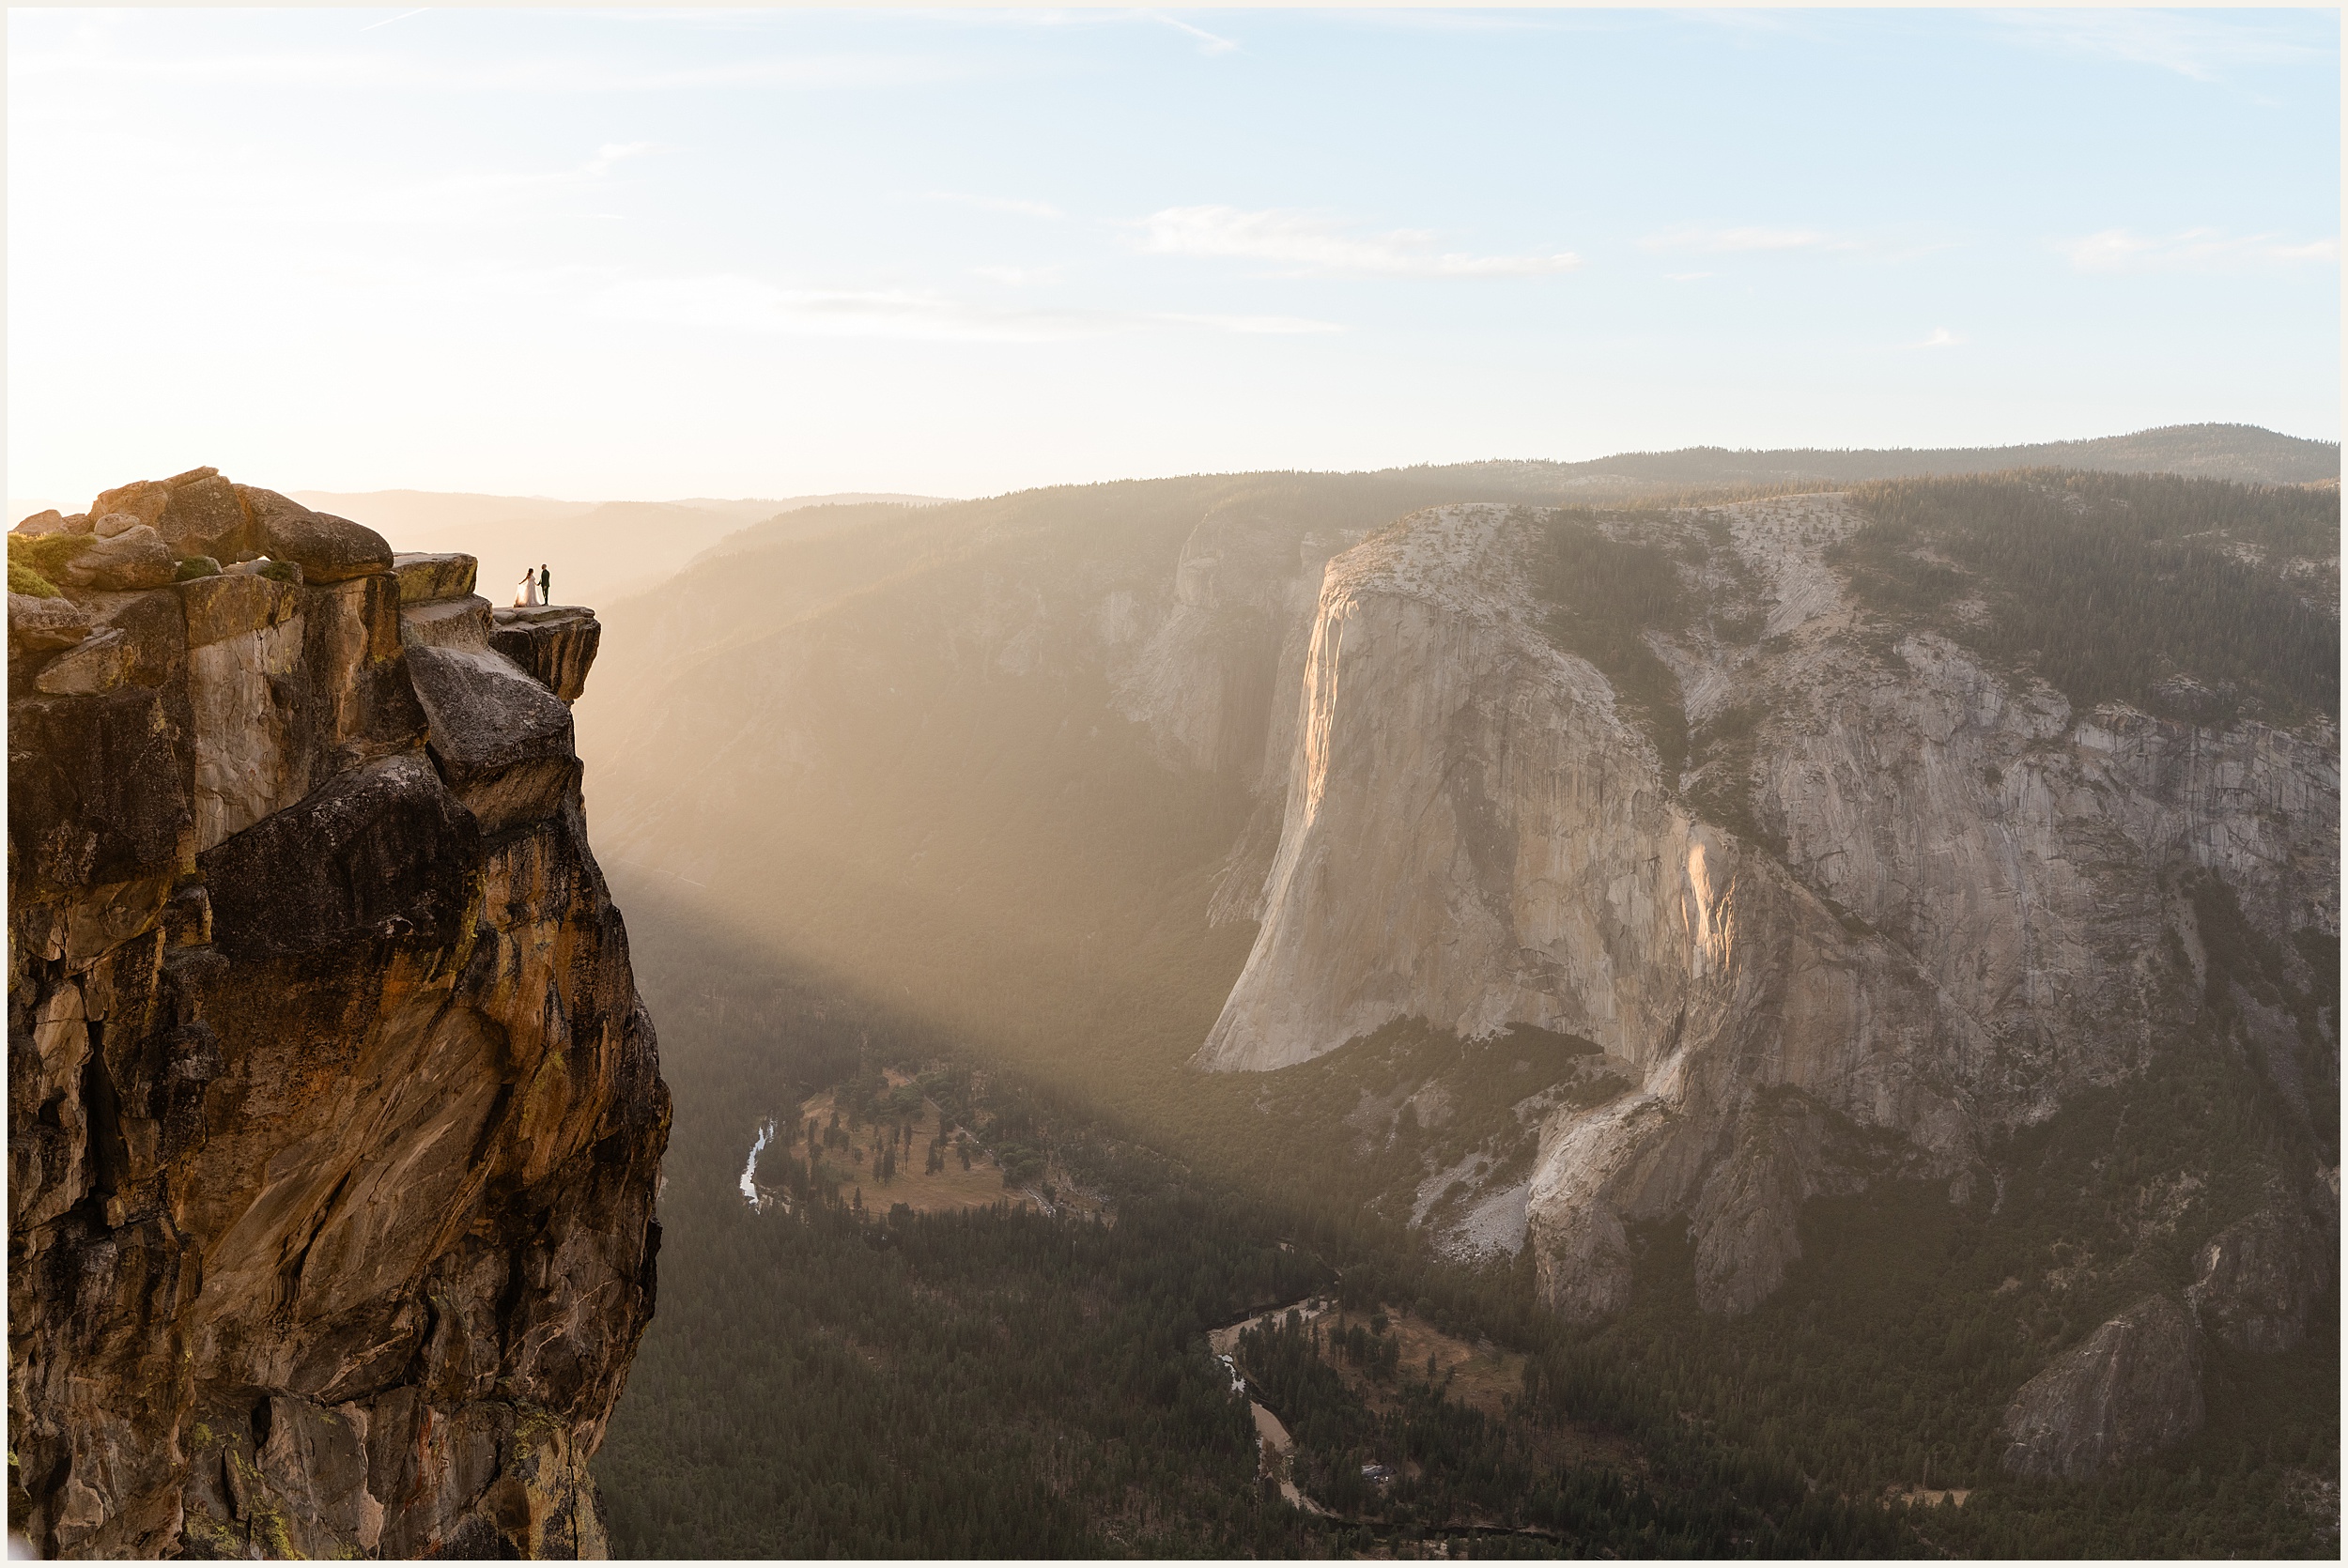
[8, 469, 667, 1557]
[1186, 490, 2336, 1470]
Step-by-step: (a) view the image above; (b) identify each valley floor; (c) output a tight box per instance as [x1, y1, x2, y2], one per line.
[591, 885, 2340, 1559]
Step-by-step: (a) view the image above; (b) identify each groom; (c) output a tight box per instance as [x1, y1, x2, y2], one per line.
[538, 563, 550, 605]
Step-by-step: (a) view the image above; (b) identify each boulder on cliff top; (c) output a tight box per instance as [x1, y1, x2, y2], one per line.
[86, 467, 222, 530]
[157, 474, 256, 561]
[235, 486, 393, 583]
[88, 478, 171, 530]
[61, 524, 177, 592]
[199, 751, 482, 960]
[394, 551, 479, 605]
[15, 512, 93, 537]
[2000, 1295, 2204, 1480]
[8, 592, 90, 652]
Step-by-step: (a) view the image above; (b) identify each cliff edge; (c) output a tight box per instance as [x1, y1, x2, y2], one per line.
[8, 470, 669, 1558]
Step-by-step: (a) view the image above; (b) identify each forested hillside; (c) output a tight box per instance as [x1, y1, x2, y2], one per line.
[1836, 469, 2339, 724]
[592, 899, 1926, 1557]
[595, 886, 2338, 1557]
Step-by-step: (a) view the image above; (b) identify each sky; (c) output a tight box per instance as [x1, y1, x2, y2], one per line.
[8, 6, 2340, 505]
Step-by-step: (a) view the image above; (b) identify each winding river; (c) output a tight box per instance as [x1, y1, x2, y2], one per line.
[1209, 1298, 1334, 1514]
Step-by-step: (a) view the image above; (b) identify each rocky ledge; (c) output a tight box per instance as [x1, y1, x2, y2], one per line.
[489, 606, 602, 706]
[8, 473, 669, 1558]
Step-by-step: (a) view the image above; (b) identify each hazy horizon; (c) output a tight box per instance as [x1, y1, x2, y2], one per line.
[12, 419, 2338, 528]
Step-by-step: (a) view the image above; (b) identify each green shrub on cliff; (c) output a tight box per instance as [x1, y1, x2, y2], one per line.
[8, 560, 63, 597]
[8, 530, 90, 596]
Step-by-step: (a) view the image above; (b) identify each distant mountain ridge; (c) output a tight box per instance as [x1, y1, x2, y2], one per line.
[1414, 423, 2339, 492]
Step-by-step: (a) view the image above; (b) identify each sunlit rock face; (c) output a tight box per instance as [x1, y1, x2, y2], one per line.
[8, 484, 668, 1560]
[1198, 500, 2339, 1323]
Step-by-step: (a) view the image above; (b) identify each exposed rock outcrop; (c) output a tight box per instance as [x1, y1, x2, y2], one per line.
[239, 486, 394, 583]
[8, 472, 668, 1559]
[8, 592, 90, 651]
[393, 552, 480, 607]
[2000, 1297, 2206, 1479]
[1195, 500, 2338, 1322]
[491, 606, 602, 705]
[62, 525, 177, 592]
[2186, 1207, 2332, 1354]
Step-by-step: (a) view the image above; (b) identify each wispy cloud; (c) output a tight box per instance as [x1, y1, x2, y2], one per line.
[1642, 225, 1842, 254]
[1988, 8, 2325, 82]
[1911, 327, 1962, 349]
[357, 8, 429, 34]
[924, 192, 1064, 220]
[1642, 224, 1956, 266]
[1680, 8, 1803, 40]
[1134, 207, 1577, 278]
[584, 142, 653, 177]
[2057, 227, 2340, 272]
[590, 272, 1340, 342]
[1151, 12, 1240, 55]
[10, 46, 965, 94]
[972, 264, 1066, 287]
[291, 143, 659, 225]
[942, 8, 1240, 52]
[1335, 10, 1592, 36]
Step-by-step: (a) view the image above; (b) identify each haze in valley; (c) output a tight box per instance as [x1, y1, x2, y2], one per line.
[8, 5, 2339, 1559]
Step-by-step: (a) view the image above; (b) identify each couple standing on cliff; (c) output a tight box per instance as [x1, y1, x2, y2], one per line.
[514, 563, 551, 607]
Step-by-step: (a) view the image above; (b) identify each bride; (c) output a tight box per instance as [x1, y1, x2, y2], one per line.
[515, 567, 538, 607]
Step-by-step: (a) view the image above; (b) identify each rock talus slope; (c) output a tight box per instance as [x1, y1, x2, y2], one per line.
[8, 475, 669, 1559]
